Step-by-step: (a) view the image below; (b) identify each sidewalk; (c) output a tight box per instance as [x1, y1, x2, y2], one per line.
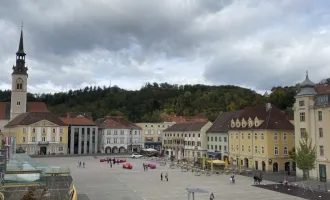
[30, 153, 131, 158]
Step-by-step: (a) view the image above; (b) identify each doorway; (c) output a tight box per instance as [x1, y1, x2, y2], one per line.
[244, 158, 249, 168]
[40, 146, 47, 155]
[262, 161, 266, 171]
[273, 162, 279, 172]
[255, 161, 258, 170]
[285, 162, 290, 175]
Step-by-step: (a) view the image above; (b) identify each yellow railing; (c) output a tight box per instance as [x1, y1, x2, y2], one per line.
[72, 185, 77, 200]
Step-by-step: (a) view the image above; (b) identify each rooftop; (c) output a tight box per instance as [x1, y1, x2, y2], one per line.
[0, 102, 48, 120]
[5, 112, 67, 128]
[206, 110, 243, 133]
[95, 116, 141, 129]
[163, 121, 208, 132]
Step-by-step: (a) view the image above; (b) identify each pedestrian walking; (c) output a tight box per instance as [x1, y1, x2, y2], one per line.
[210, 192, 215, 200]
[143, 163, 145, 171]
[83, 162, 85, 168]
[110, 162, 112, 168]
[77, 161, 80, 168]
[161, 173, 163, 181]
[165, 173, 168, 181]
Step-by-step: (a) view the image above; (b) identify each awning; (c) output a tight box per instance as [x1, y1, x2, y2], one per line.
[207, 160, 225, 165]
[205, 152, 221, 157]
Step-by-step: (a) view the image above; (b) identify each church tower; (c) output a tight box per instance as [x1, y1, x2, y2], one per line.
[10, 26, 28, 120]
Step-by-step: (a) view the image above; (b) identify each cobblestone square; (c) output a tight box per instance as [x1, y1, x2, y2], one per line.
[35, 156, 304, 200]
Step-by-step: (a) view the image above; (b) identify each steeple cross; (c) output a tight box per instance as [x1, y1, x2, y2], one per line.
[21, 21, 23, 29]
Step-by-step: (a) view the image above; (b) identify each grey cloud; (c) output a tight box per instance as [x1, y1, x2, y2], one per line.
[0, 0, 330, 92]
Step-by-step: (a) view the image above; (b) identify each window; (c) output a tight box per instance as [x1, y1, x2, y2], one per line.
[17, 101, 20, 105]
[208, 145, 210, 149]
[320, 146, 324, 156]
[107, 130, 112, 135]
[300, 128, 306, 137]
[299, 100, 305, 106]
[274, 146, 279, 155]
[193, 134, 195, 137]
[261, 146, 264, 154]
[215, 137, 217, 141]
[106, 138, 111, 144]
[60, 128, 63, 134]
[32, 137, 36, 142]
[198, 134, 200, 137]
[32, 128, 36, 133]
[207, 137, 209, 141]
[248, 146, 251, 152]
[248, 121, 252, 127]
[224, 137, 227, 142]
[241, 134, 244, 139]
[283, 133, 287, 141]
[42, 137, 46, 141]
[52, 137, 55, 142]
[114, 138, 118, 143]
[16, 83, 22, 90]
[254, 146, 258, 153]
[42, 128, 46, 134]
[319, 128, 323, 138]
[255, 121, 259, 127]
[114, 130, 118, 135]
[120, 138, 124, 144]
[248, 133, 251, 139]
[318, 111, 323, 121]
[120, 130, 124, 135]
[219, 145, 221, 151]
[300, 112, 305, 122]
[211, 145, 213, 150]
[58, 146, 63, 152]
[224, 146, 227, 151]
[274, 133, 278, 140]
[158, 130, 161, 135]
[60, 137, 63, 142]
[231, 145, 233, 151]
[284, 147, 288, 155]
[22, 137, 26, 143]
[261, 133, 264, 140]
[52, 128, 56, 133]
[211, 137, 213, 141]
[219, 137, 222, 142]
[241, 145, 244, 152]
[236, 145, 238, 151]
[254, 133, 257, 140]
[135, 131, 137, 135]
[236, 133, 238, 140]
[23, 128, 26, 133]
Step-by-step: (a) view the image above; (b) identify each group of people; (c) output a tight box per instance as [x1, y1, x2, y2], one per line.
[107, 157, 120, 168]
[77, 161, 85, 168]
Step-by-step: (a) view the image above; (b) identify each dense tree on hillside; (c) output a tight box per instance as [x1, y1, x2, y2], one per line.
[0, 82, 298, 122]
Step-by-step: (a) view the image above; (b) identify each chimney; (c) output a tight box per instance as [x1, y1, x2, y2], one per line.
[266, 103, 272, 111]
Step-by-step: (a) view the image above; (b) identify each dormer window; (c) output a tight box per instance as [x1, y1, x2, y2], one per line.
[254, 117, 259, 127]
[231, 120, 235, 128]
[248, 120, 253, 127]
[242, 121, 246, 127]
[236, 121, 240, 127]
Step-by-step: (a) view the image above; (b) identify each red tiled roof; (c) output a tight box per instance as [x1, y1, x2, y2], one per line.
[59, 116, 96, 126]
[95, 116, 141, 129]
[0, 102, 48, 120]
[315, 85, 330, 94]
[0, 103, 7, 120]
[27, 102, 48, 112]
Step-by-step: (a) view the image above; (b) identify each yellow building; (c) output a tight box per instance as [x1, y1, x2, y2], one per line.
[293, 72, 330, 181]
[5, 112, 69, 155]
[136, 122, 175, 150]
[228, 103, 295, 172]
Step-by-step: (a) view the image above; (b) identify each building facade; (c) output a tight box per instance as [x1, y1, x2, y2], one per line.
[59, 113, 98, 154]
[206, 110, 243, 160]
[5, 112, 69, 155]
[293, 72, 330, 181]
[136, 122, 175, 150]
[162, 122, 212, 159]
[228, 103, 295, 172]
[96, 116, 142, 153]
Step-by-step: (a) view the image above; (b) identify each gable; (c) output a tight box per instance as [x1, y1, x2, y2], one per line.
[30, 119, 60, 127]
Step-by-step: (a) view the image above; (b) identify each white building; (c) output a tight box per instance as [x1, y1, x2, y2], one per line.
[95, 116, 142, 153]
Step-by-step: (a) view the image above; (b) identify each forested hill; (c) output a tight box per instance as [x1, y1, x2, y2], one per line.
[0, 83, 297, 122]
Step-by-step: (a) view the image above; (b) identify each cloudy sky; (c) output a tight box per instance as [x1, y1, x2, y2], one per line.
[0, 0, 329, 94]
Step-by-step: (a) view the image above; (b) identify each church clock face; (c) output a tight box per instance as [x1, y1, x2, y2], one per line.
[16, 78, 23, 84]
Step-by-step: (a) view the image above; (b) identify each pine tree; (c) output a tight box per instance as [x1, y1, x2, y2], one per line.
[295, 134, 316, 180]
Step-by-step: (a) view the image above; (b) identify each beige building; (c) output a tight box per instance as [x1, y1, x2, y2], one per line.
[293, 72, 330, 181]
[162, 122, 212, 159]
[136, 122, 175, 150]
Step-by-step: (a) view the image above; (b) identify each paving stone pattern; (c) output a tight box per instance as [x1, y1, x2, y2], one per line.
[35, 156, 305, 200]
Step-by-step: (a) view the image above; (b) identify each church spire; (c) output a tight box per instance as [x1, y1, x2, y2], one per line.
[16, 22, 25, 55]
[13, 22, 28, 75]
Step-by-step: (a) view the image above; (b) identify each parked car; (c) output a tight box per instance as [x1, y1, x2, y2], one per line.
[131, 153, 143, 158]
[147, 163, 156, 169]
[119, 159, 126, 163]
[123, 163, 133, 169]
